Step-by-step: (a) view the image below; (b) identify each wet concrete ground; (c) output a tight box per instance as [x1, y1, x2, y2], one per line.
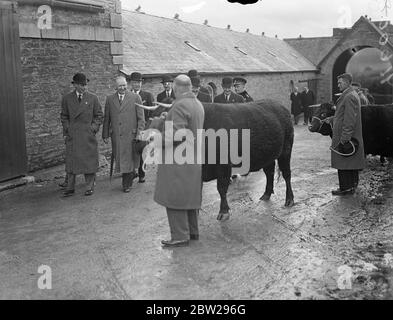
[1, 124, 393, 300]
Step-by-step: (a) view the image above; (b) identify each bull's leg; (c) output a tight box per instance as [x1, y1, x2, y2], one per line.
[260, 162, 275, 201]
[216, 165, 231, 221]
[278, 156, 294, 207]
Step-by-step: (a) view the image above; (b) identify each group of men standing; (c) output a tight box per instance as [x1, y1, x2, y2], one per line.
[290, 86, 315, 125]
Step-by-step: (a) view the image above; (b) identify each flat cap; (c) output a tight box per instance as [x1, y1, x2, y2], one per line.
[233, 77, 247, 84]
[337, 73, 353, 83]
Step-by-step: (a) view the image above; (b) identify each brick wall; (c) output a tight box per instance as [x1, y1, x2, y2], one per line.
[138, 71, 318, 110]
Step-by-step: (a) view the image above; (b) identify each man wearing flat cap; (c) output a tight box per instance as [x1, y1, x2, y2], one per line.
[214, 77, 245, 103]
[128, 72, 155, 183]
[234, 77, 254, 102]
[188, 69, 212, 101]
[352, 82, 369, 106]
[330, 73, 365, 196]
[61, 73, 103, 197]
[191, 77, 211, 103]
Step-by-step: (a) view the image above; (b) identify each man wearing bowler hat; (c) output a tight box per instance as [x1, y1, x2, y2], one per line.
[154, 75, 175, 118]
[61, 73, 103, 197]
[128, 72, 155, 183]
[330, 73, 365, 196]
[191, 77, 211, 103]
[234, 77, 253, 102]
[187, 69, 212, 101]
[214, 77, 245, 103]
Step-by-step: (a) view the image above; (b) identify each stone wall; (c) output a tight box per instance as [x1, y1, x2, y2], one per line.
[18, 0, 122, 172]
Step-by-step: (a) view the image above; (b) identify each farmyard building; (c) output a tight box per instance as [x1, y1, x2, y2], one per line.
[1, 0, 392, 181]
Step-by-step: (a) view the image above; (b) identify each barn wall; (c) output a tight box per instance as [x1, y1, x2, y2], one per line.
[18, 0, 123, 172]
[137, 71, 318, 110]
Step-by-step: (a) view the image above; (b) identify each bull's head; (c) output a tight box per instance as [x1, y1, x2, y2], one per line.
[308, 102, 335, 137]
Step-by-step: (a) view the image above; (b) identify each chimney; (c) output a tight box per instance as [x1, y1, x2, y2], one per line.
[227, 24, 231, 30]
[135, 5, 141, 12]
[246, 28, 250, 33]
[262, 32, 265, 36]
[203, 19, 208, 25]
[299, 34, 302, 38]
[275, 34, 278, 38]
[174, 13, 180, 20]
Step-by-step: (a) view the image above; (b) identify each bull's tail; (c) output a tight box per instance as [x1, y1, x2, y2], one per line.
[275, 161, 282, 183]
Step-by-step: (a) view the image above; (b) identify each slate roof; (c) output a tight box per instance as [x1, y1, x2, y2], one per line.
[121, 10, 317, 75]
[284, 37, 339, 66]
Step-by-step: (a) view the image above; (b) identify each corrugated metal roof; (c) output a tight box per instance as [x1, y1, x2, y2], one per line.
[122, 10, 317, 75]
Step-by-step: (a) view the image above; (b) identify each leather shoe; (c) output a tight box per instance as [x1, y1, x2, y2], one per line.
[58, 181, 68, 188]
[84, 189, 94, 196]
[331, 188, 355, 196]
[190, 234, 199, 240]
[138, 177, 145, 183]
[161, 239, 189, 247]
[63, 190, 75, 197]
[123, 188, 131, 193]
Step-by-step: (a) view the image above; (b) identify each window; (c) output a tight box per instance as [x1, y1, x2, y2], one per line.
[185, 41, 201, 52]
[235, 46, 247, 55]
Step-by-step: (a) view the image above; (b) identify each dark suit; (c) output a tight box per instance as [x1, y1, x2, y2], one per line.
[135, 90, 154, 180]
[197, 91, 212, 103]
[300, 90, 315, 123]
[238, 91, 254, 102]
[290, 92, 302, 124]
[214, 91, 245, 103]
[157, 89, 176, 103]
[154, 89, 175, 118]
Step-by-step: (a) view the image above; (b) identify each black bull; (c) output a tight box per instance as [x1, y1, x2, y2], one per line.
[308, 103, 393, 160]
[148, 99, 295, 220]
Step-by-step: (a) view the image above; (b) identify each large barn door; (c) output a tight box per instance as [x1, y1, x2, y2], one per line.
[0, 1, 27, 181]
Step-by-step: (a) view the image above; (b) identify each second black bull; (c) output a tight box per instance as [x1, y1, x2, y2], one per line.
[146, 99, 295, 221]
[309, 103, 393, 160]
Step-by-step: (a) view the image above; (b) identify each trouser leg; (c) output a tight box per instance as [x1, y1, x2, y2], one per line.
[187, 209, 199, 236]
[122, 172, 133, 189]
[338, 170, 356, 190]
[166, 208, 189, 241]
[67, 173, 76, 191]
[84, 173, 95, 191]
[138, 157, 145, 179]
[354, 170, 359, 188]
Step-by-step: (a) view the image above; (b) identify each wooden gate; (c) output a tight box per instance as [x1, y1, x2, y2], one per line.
[0, 1, 27, 181]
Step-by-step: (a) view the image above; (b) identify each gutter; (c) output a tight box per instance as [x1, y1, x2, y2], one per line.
[17, 0, 105, 13]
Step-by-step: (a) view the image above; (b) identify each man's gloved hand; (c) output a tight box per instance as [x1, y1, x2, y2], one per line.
[338, 140, 353, 154]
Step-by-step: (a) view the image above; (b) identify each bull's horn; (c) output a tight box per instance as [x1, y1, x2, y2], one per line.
[154, 102, 172, 108]
[135, 103, 159, 110]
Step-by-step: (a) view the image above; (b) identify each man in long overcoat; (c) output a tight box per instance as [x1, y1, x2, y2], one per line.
[102, 76, 145, 192]
[61, 73, 103, 197]
[153, 75, 205, 248]
[300, 86, 315, 124]
[234, 77, 254, 102]
[128, 71, 155, 183]
[214, 77, 245, 103]
[290, 87, 302, 125]
[331, 73, 365, 196]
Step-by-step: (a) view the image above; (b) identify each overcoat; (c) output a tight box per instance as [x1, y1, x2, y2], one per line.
[290, 92, 302, 116]
[214, 91, 245, 103]
[61, 91, 103, 174]
[154, 92, 205, 210]
[102, 91, 145, 173]
[331, 86, 366, 170]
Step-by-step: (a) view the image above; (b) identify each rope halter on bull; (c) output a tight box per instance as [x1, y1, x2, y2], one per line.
[310, 116, 333, 133]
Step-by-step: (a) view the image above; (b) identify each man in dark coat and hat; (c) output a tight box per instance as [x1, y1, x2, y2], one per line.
[330, 73, 365, 196]
[191, 77, 211, 103]
[233, 77, 254, 102]
[154, 75, 175, 118]
[214, 77, 245, 103]
[290, 86, 302, 125]
[128, 72, 155, 183]
[187, 69, 212, 101]
[300, 85, 315, 124]
[61, 73, 103, 196]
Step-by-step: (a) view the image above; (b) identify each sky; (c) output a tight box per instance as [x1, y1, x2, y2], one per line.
[121, 0, 393, 38]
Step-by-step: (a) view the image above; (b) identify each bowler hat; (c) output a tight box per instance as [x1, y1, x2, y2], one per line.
[337, 73, 353, 84]
[72, 73, 89, 85]
[161, 75, 173, 83]
[129, 72, 143, 82]
[222, 77, 233, 87]
[233, 77, 247, 84]
[188, 69, 198, 78]
[190, 77, 201, 87]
